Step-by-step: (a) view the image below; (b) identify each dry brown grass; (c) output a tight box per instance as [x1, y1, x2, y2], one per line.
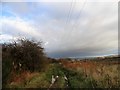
[8, 71, 40, 86]
[61, 59, 120, 87]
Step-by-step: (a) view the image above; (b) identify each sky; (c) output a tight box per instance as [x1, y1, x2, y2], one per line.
[0, 0, 119, 58]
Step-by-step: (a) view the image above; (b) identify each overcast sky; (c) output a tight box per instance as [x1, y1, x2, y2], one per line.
[0, 0, 118, 58]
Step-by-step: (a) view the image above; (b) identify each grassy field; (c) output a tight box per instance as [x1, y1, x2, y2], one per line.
[4, 56, 120, 88]
[60, 56, 120, 88]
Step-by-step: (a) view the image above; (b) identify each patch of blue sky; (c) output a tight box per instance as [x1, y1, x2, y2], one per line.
[2, 10, 15, 17]
[1, 3, 15, 17]
[2, 2, 52, 21]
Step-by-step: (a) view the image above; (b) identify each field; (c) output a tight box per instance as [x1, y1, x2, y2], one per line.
[4, 56, 120, 88]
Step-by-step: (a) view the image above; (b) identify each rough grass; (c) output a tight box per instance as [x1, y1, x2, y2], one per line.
[4, 58, 120, 88]
[61, 58, 120, 88]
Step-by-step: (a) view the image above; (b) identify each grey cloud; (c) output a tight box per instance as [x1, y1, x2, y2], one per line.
[1, 2, 118, 58]
[47, 46, 117, 58]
